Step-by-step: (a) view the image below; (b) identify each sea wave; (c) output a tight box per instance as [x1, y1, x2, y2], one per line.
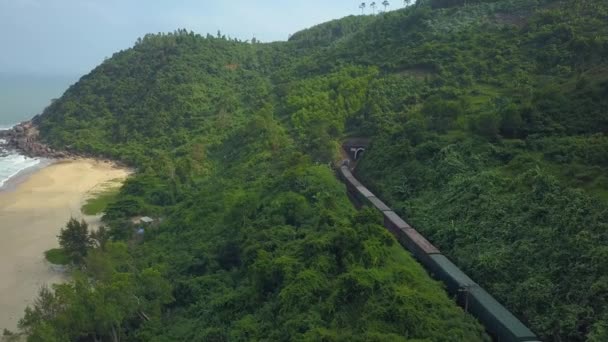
[0, 123, 16, 131]
[0, 151, 41, 189]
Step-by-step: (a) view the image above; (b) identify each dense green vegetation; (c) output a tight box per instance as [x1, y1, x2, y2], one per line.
[352, 1, 608, 341]
[81, 180, 123, 216]
[21, 110, 487, 341]
[18, 0, 608, 340]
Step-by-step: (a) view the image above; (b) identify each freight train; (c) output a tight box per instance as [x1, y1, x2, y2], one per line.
[338, 165, 540, 342]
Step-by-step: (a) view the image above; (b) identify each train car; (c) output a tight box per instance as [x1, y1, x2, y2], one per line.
[355, 185, 375, 199]
[400, 228, 441, 269]
[339, 167, 363, 189]
[427, 254, 477, 297]
[382, 211, 439, 269]
[340, 166, 390, 212]
[339, 165, 356, 182]
[344, 179, 361, 200]
[338, 165, 351, 182]
[382, 210, 411, 236]
[467, 287, 540, 342]
[385, 226, 441, 270]
[349, 186, 370, 205]
[344, 173, 363, 189]
[340, 166, 367, 205]
[367, 196, 391, 212]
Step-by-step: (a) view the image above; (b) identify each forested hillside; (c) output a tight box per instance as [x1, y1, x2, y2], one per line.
[18, 0, 608, 341]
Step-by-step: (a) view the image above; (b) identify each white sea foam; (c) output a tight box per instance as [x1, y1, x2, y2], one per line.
[0, 123, 41, 189]
[0, 153, 41, 189]
[0, 123, 16, 131]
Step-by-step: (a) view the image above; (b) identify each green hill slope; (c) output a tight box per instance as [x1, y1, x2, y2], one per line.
[19, 0, 608, 341]
[19, 22, 487, 342]
[351, 1, 608, 341]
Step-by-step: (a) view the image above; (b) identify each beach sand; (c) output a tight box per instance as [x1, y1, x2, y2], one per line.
[0, 159, 130, 331]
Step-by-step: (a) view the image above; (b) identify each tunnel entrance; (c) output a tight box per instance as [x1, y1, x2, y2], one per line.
[342, 138, 370, 161]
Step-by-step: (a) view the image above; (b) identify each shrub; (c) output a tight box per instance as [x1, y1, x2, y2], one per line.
[44, 248, 70, 265]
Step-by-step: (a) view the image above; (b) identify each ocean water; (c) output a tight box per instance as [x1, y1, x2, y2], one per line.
[0, 72, 77, 126]
[0, 72, 77, 189]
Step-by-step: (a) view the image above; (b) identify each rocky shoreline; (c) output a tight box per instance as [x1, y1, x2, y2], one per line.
[0, 120, 70, 159]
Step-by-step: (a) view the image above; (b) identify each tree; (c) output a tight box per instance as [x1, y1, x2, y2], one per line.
[90, 226, 111, 251]
[470, 111, 500, 140]
[359, 2, 366, 14]
[58, 218, 92, 264]
[382, 0, 390, 11]
[429, 0, 467, 8]
[18, 286, 60, 333]
[404, 0, 412, 6]
[421, 96, 465, 133]
[370, 2, 377, 14]
[20, 242, 173, 341]
[499, 104, 524, 138]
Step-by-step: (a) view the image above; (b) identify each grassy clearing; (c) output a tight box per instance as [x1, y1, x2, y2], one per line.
[81, 179, 123, 216]
[44, 248, 70, 265]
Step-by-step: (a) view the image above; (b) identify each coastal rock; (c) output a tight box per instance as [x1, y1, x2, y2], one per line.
[0, 120, 73, 159]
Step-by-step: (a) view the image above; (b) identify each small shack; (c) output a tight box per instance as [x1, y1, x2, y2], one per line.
[140, 216, 154, 224]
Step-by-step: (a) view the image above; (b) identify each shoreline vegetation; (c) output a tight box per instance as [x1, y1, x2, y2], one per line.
[80, 178, 124, 216]
[43, 179, 124, 267]
[44, 248, 70, 266]
[0, 158, 130, 333]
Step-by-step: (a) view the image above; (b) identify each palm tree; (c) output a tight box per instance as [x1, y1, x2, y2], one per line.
[370, 2, 377, 14]
[359, 2, 366, 14]
[403, 0, 411, 7]
[382, 0, 390, 11]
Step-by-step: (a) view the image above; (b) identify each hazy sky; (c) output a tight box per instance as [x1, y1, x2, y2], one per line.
[0, 0, 379, 76]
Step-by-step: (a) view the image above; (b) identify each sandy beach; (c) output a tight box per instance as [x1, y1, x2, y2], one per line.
[0, 159, 130, 331]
